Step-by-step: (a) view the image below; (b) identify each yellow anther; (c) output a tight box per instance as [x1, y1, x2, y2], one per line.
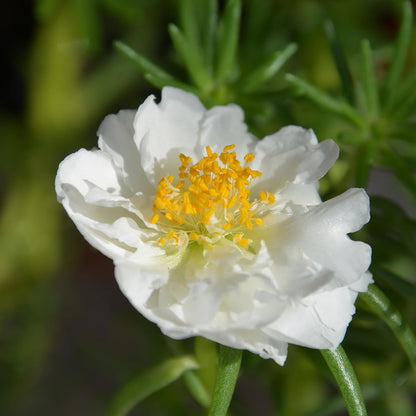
[154, 197, 165, 210]
[166, 229, 176, 240]
[219, 152, 229, 165]
[189, 232, 199, 240]
[151, 146, 273, 249]
[184, 203, 194, 214]
[201, 210, 214, 224]
[158, 237, 166, 247]
[254, 218, 263, 226]
[227, 194, 238, 208]
[179, 153, 192, 165]
[220, 182, 229, 198]
[244, 153, 255, 164]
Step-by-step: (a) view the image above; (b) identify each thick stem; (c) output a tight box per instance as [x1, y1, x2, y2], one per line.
[208, 345, 242, 416]
[360, 284, 416, 375]
[321, 346, 367, 416]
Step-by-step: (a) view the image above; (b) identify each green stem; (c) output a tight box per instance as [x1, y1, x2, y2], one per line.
[321, 346, 367, 416]
[208, 345, 242, 416]
[360, 284, 416, 375]
[360, 39, 379, 118]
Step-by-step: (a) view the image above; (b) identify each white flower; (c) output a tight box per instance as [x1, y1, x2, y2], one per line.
[56, 87, 372, 365]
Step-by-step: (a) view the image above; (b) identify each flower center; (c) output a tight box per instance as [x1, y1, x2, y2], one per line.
[150, 145, 275, 248]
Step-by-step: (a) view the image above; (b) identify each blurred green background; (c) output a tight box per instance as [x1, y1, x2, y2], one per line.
[1, 0, 415, 415]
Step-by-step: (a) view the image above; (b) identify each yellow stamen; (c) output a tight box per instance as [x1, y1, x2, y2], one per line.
[254, 218, 263, 226]
[244, 153, 255, 164]
[166, 229, 176, 240]
[150, 144, 272, 249]
[223, 144, 235, 152]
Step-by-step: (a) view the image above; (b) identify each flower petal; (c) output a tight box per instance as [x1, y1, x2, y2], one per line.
[56, 149, 158, 260]
[251, 126, 339, 196]
[56, 148, 121, 197]
[281, 188, 372, 286]
[133, 87, 206, 185]
[97, 110, 154, 195]
[198, 104, 256, 158]
[266, 272, 372, 349]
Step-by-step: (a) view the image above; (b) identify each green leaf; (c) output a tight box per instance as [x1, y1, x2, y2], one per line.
[182, 371, 211, 408]
[360, 39, 380, 118]
[106, 355, 198, 416]
[383, 1, 413, 105]
[355, 143, 375, 188]
[178, 0, 212, 86]
[337, 131, 365, 146]
[114, 41, 177, 83]
[321, 346, 368, 416]
[360, 284, 416, 375]
[241, 43, 297, 92]
[390, 84, 416, 122]
[168, 24, 212, 91]
[208, 345, 242, 416]
[389, 65, 416, 116]
[216, 0, 242, 82]
[285, 74, 366, 128]
[179, 0, 201, 50]
[202, 0, 218, 72]
[325, 20, 355, 105]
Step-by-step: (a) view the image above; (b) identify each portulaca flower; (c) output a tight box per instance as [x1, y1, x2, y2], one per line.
[56, 87, 372, 365]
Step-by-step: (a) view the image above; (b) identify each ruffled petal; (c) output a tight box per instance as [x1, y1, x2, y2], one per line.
[133, 87, 206, 186]
[56, 148, 121, 197]
[280, 188, 371, 286]
[266, 271, 372, 349]
[198, 328, 288, 365]
[97, 110, 154, 195]
[56, 149, 158, 260]
[198, 104, 256, 158]
[114, 260, 171, 322]
[251, 126, 339, 197]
